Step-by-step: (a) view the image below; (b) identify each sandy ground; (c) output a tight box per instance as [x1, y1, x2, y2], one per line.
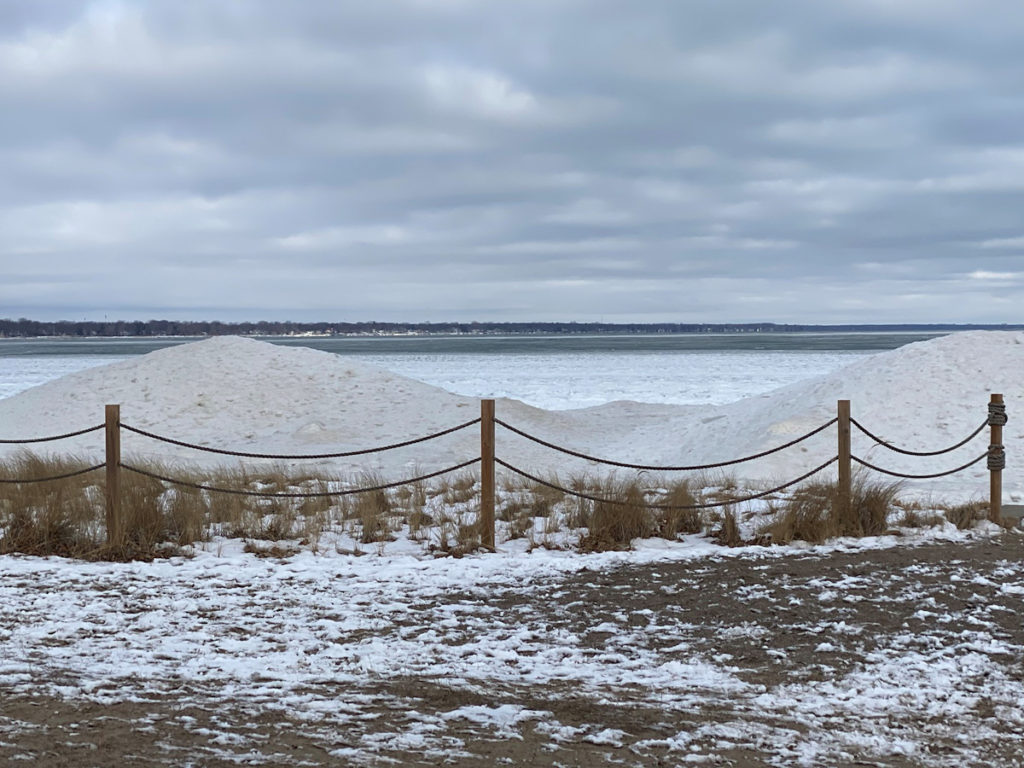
[2, 535, 1023, 767]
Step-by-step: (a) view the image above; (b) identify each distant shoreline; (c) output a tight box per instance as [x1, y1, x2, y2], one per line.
[2, 318, 1023, 339]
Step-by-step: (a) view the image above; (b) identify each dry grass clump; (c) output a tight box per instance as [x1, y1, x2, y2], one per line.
[497, 478, 566, 542]
[393, 477, 427, 515]
[438, 471, 477, 506]
[577, 478, 652, 552]
[692, 472, 742, 504]
[391, 476, 433, 541]
[762, 481, 837, 545]
[712, 508, 743, 547]
[0, 453, 101, 557]
[497, 495, 535, 541]
[183, 465, 344, 546]
[502, 505, 536, 540]
[352, 472, 393, 544]
[114, 465, 179, 555]
[763, 476, 902, 544]
[243, 540, 301, 558]
[428, 508, 482, 557]
[573, 475, 708, 552]
[848, 477, 900, 536]
[0, 454, 211, 560]
[0, 454, 340, 559]
[162, 485, 208, 545]
[406, 508, 434, 539]
[528, 482, 565, 517]
[894, 500, 947, 529]
[941, 499, 989, 530]
[654, 481, 702, 538]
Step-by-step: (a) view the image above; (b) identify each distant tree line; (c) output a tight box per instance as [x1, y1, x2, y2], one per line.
[1, 318, 1021, 338]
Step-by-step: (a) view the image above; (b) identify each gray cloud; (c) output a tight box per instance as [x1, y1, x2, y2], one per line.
[2, 0, 1024, 323]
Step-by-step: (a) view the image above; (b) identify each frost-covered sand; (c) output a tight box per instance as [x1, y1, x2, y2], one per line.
[1, 332, 1020, 501]
[2, 535, 1022, 766]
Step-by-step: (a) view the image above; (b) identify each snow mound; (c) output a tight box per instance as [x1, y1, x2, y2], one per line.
[1, 333, 1020, 501]
[0, 336, 482, 474]
[583, 330, 1022, 501]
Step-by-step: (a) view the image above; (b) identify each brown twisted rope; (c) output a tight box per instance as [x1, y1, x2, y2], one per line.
[494, 456, 838, 510]
[120, 418, 481, 460]
[851, 452, 987, 480]
[0, 424, 104, 444]
[988, 401, 1008, 427]
[0, 464, 105, 484]
[988, 444, 1006, 472]
[850, 418, 987, 457]
[493, 417, 838, 471]
[120, 458, 480, 498]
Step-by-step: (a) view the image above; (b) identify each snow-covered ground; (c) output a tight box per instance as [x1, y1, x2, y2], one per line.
[0, 332, 1019, 502]
[1, 531, 1021, 766]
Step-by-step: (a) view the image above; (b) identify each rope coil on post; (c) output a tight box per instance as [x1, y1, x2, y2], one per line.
[119, 458, 480, 498]
[988, 401, 1008, 427]
[493, 417, 838, 471]
[0, 464, 105, 484]
[851, 452, 988, 480]
[494, 456, 838, 510]
[120, 418, 481, 459]
[988, 444, 1006, 472]
[850, 418, 987, 457]
[0, 424, 105, 444]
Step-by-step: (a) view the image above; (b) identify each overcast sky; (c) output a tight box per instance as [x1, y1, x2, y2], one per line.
[2, 1, 1024, 323]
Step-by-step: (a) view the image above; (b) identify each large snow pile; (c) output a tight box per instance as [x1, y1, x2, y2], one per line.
[507, 330, 1022, 501]
[0, 333, 1020, 501]
[0, 337, 483, 478]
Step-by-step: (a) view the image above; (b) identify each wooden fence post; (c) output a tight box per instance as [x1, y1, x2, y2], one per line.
[480, 399, 495, 551]
[105, 404, 121, 545]
[990, 393, 1004, 524]
[837, 399, 852, 533]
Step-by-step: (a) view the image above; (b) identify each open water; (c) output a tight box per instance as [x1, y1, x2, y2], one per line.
[0, 332, 945, 409]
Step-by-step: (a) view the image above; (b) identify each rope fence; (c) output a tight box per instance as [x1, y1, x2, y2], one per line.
[494, 417, 838, 471]
[121, 459, 480, 498]
[0, 394, 1009, 545]
[496, 456, 839, 510]
[0, 424, 104, 444]
[0, 463, 104, 485]
[851, 417, 987, 457]
[851, 452, 988, 480]
[121, 418, 481, 459]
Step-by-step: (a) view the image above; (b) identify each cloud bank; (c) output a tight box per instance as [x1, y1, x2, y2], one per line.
[2, 0, 1023, 322]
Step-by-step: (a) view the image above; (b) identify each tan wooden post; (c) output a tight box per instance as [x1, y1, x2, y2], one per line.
[837, 399, 852, 534]
[990, 393, 1004, 524]
[480, 399, 495, 550]
[105, 404, 121, 544]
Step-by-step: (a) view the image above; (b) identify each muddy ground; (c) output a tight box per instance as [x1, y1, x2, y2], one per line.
[2, 536, 1023, 767]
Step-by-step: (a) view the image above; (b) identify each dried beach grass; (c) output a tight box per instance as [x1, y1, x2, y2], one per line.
[577, 477, 652, 552]
[654, 480, 702, 538]
[0, 453, 100, 557]
[763, 476, 902, 544]
[941, 499, 989, 530]
[0, 450, 930, 561]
